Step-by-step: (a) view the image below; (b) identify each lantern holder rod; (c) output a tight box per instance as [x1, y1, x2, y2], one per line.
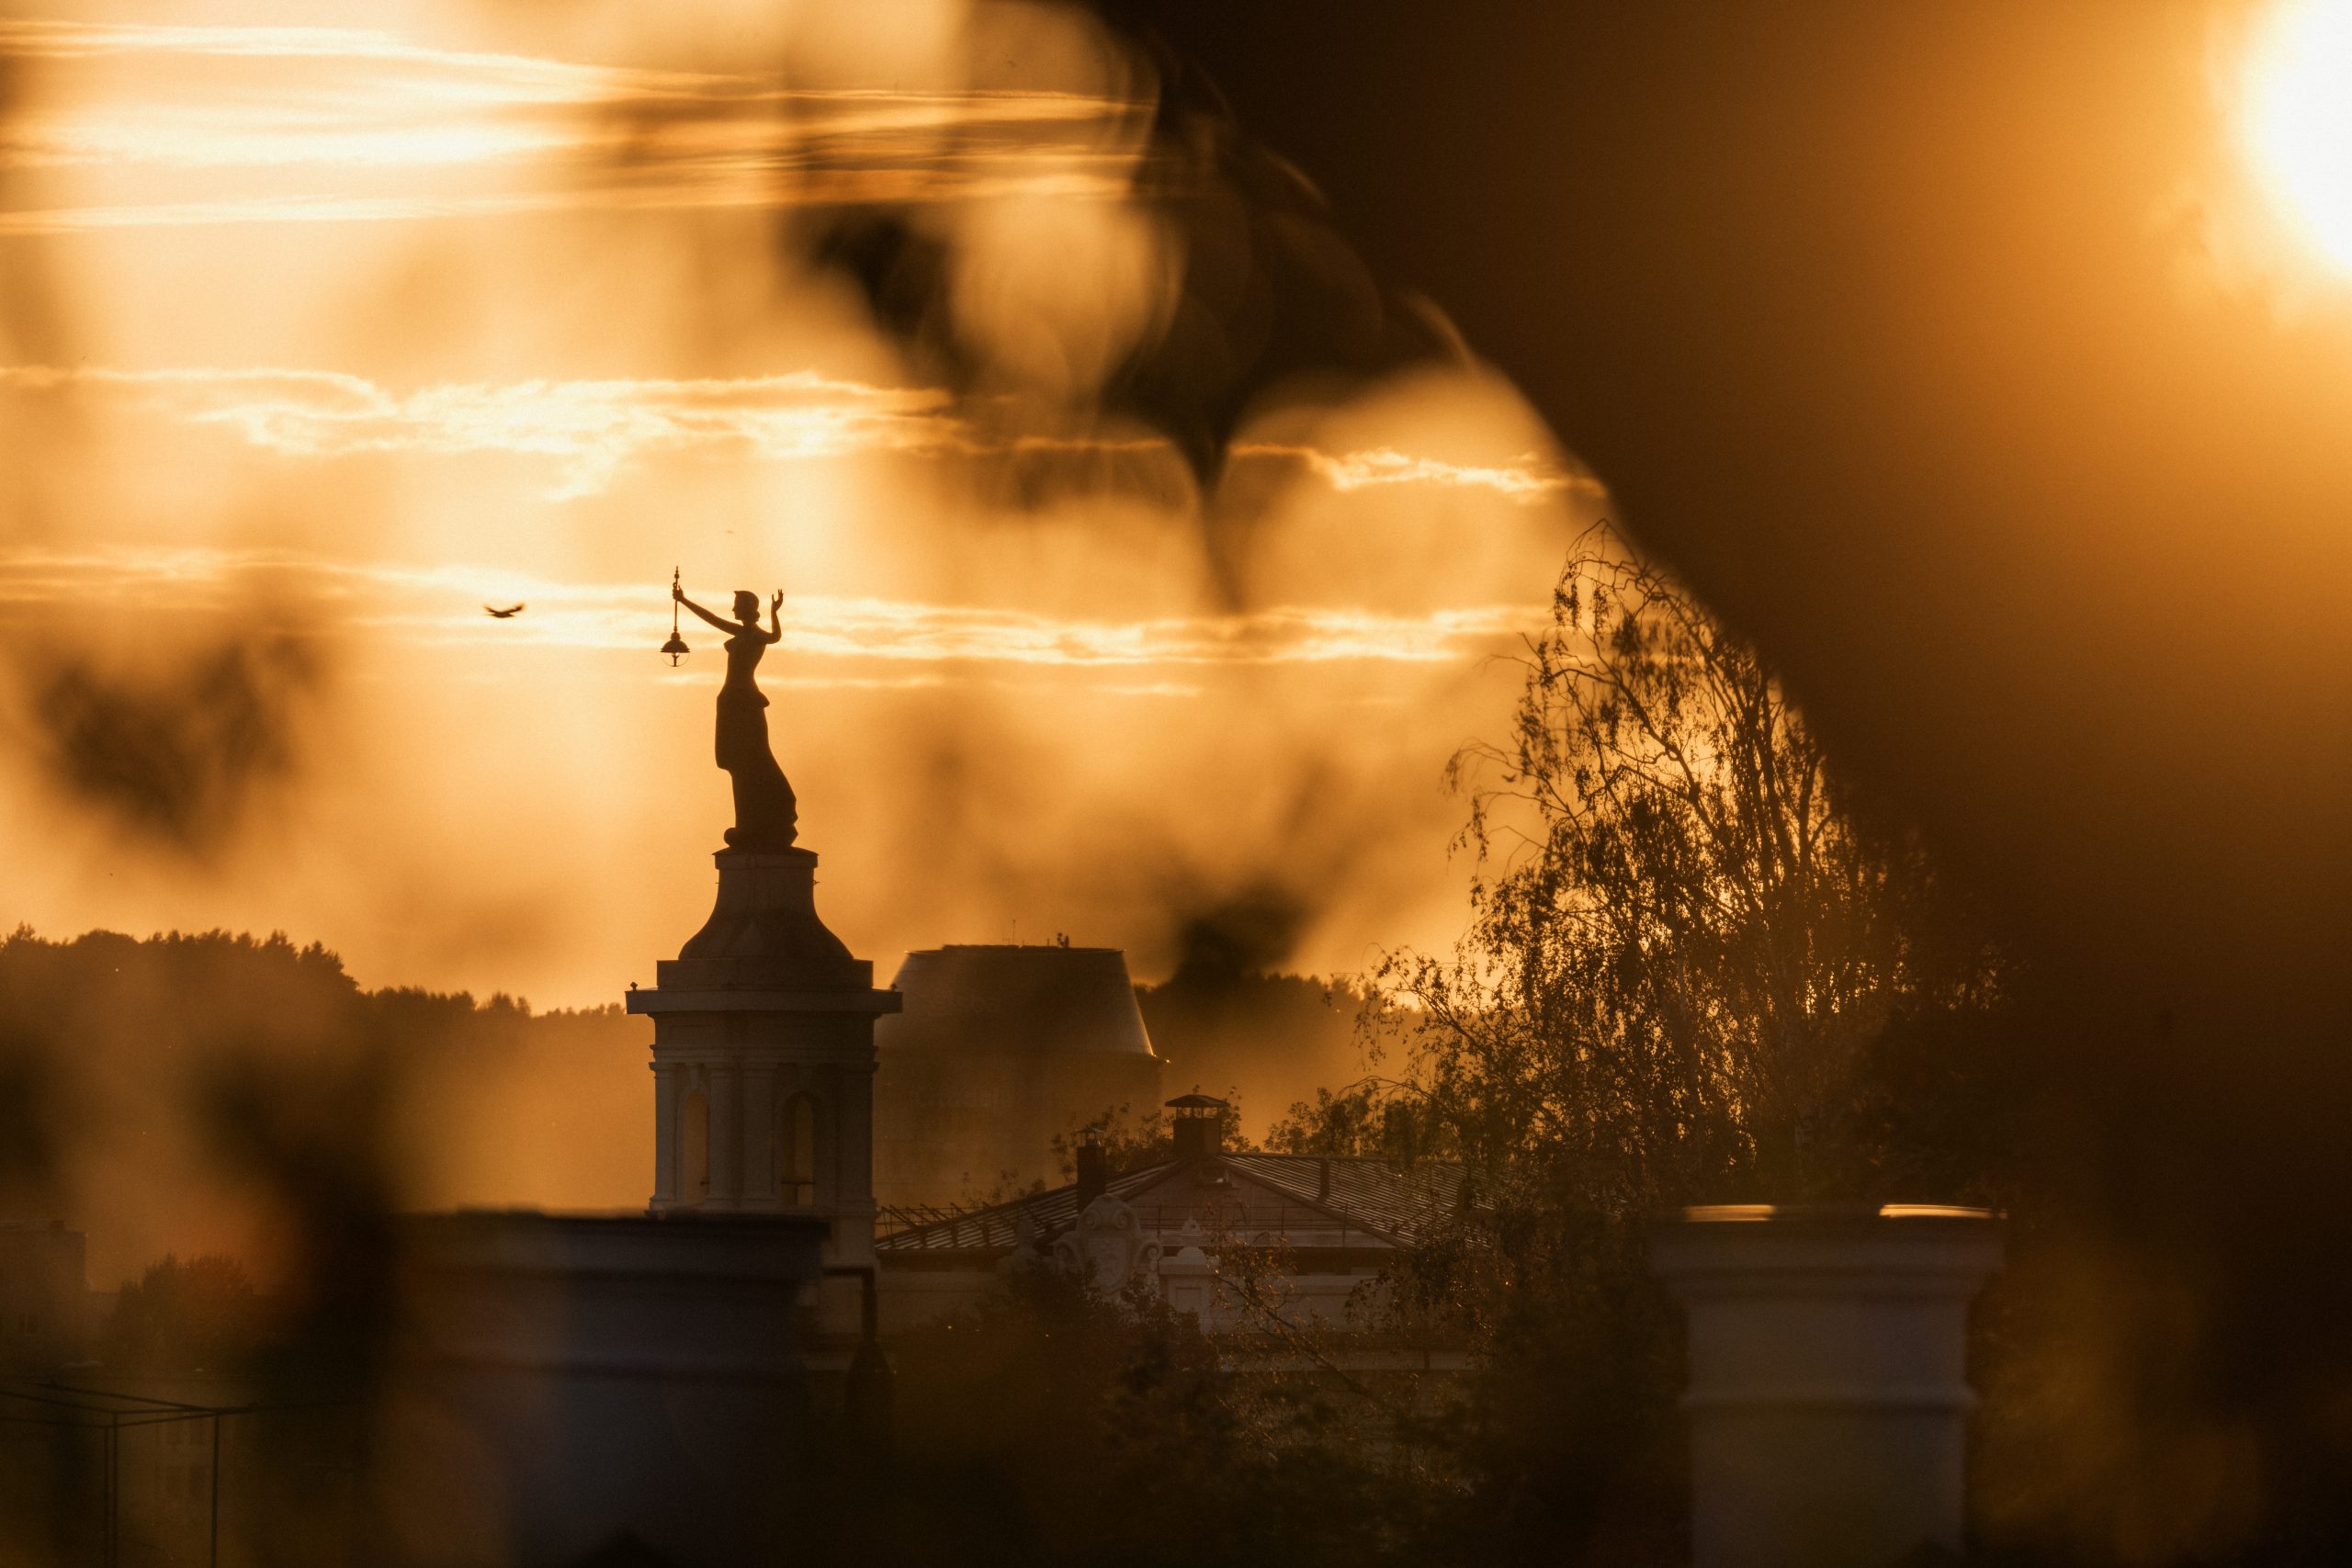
[662, 566, 690, 665]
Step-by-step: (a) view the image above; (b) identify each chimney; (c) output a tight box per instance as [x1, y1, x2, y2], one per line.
[1074, 1128, 1108, 1210]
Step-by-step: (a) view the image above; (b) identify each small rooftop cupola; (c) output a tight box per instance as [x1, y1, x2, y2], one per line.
[1167, 1092, 1228, 1163]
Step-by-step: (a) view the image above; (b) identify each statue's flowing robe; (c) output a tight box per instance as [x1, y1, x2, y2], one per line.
[716, 634, 797, 850]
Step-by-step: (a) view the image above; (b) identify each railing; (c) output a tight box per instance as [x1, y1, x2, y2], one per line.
[0, 1378, 356, 1568]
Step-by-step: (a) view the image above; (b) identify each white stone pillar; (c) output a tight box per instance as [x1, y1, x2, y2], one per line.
[650, 1061, 680, 1209]
[741, 1064, 778, 1210]
[707, 1064, 742, 1210]
[831, 1063, 877, 1268]
[1158, 1246, 1216, 1322]
[837, 1064, 875, 1208]
[1650, 1204, 2003, 1568]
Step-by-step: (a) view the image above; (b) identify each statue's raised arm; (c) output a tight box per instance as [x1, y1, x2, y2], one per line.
[674, 581, 743, 637]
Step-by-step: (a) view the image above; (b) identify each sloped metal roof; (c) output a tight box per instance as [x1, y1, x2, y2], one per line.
[876, 944, 1159, 1059]
[1219, 1154, 1470, 1246]
[872, 1163, 1168, 1251]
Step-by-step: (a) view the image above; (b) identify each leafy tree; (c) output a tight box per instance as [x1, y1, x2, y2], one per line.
[1264, 1077, 1427, 1162]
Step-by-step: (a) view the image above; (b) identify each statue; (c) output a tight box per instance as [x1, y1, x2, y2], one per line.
[673, 579, 798, 851]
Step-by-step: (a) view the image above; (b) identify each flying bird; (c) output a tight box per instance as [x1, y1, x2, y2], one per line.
[483, 603, 526, 618]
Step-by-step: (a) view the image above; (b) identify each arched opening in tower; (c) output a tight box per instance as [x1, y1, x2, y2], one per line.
[780, 1093, 818, 1207]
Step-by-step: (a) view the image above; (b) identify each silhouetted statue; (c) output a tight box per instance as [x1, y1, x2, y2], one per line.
[673, 582, 798, 850]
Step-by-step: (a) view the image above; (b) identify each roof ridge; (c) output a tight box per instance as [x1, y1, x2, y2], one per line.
[875, 1158, 1181, 1249]
[1227, 1151, 1467, 1168]
[876, 1156, 1473, 1254]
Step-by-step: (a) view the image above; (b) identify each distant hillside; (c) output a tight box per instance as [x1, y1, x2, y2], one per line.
[0, 927, 644, 1285]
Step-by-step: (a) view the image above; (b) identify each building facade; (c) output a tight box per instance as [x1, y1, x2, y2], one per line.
[873, 1100, 1470, 1348]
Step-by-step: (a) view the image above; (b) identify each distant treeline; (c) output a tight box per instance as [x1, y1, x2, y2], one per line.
[0, 927, 1381, 1283]
[0, 926, 647, 1294]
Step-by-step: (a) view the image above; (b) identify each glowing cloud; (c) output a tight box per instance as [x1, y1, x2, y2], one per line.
[1231, 441, 1591, 503]
[0, 547, 1535, 673]
[0, 365, 1577, 507]
[0, 20, 1142, 230]
[0, 366, 957, 495]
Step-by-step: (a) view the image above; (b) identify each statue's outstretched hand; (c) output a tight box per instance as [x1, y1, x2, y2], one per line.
[770, 590, 784, 615]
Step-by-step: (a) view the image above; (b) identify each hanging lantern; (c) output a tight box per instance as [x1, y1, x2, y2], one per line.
[662, 566, 689, 665]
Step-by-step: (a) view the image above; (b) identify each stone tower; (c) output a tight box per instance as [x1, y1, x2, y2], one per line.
[626, 846, 899, 1277]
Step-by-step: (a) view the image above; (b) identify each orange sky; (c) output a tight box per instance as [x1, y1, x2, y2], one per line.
[0, 2, 1600, 1007]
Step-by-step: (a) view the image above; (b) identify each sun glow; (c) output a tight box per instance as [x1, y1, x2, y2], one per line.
[2244, 0, 2352, 274]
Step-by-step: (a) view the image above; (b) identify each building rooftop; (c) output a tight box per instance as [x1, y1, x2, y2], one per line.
[876, 1151, 1470, 1256]
[876, 943, 1159, 1059]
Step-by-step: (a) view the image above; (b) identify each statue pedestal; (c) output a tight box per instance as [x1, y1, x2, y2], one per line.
[627, 848, 899, 1279]
[1650, 1204, 2003, 1568]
